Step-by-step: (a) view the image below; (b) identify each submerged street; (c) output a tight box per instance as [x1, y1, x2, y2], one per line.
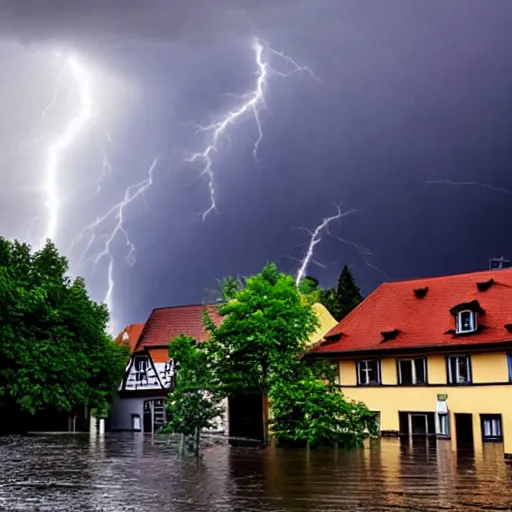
[1, 434, 511, 511]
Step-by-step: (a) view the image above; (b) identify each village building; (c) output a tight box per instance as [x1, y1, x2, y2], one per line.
[110, 304, 221, 434]
[307, 267, 512, 459]
[110, 301, 338, 439]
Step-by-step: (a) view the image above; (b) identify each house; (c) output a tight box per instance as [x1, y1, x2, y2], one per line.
[307, 268, 512, 459]
[110, 304, 222, 434]
[110, 301, 338, 439]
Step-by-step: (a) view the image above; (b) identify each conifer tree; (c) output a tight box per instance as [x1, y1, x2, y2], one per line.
[321, 265, 363, 321]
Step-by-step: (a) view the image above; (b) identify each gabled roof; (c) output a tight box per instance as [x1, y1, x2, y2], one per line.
[134, 304, 222, 351]
[115, 323, 145, 354]
[309, 268, 512, 356]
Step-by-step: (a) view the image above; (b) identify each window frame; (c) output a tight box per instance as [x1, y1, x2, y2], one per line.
[397, 357, 428, 385]
[437, 413, 450, 437]
[446, 355, 472, 385]
[480, 414, 503, 442]
[357, 360, 381, 386]
[133, 356, 149, 383]
[455, 309, 477, 334]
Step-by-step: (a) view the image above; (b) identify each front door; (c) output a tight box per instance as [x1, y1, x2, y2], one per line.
[455, 413, 474, 449]
[143, 400, 153, 433]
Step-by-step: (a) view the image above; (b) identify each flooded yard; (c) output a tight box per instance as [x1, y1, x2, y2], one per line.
[0, 434, 511, 511]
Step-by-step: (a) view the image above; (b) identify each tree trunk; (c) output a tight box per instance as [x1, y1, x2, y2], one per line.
[195, 428, 200, 457]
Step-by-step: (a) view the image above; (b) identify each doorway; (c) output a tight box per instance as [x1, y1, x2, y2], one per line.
[410, 414, 428, 435]
[228, 392, 264, 443]
[455, 413, 474, 449]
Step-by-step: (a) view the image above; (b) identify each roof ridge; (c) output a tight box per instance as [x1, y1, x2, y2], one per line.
[150, 302, 218, 313]
[312, 266, 512, 355]
[385, 267, 512, 285]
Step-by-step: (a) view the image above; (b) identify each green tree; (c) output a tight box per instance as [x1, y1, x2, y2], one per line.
[165, 335, 223, 435]
[164, 335, 224, 455]
[202, 263, 376, 448]
[321, 264, 363, 321]
[204, 263, 319, 393]
[297, 275, 322, 304]
[269, 361, 378, 448]
[0, 238, 128, 425]
[166, 263, 377, 450]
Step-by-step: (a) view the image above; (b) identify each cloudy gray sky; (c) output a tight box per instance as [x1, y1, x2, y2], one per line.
[2, 0, 512, 330]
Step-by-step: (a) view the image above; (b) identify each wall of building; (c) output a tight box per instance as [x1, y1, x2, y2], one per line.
[110, 396, 145, 431]
[149, 348, 169, 363]
[338, 351, 512, 455]
[308, 303, 338, 345]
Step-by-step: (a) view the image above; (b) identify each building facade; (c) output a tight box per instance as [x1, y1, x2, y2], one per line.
[111, 301, 338, 439]
[308, 268, 512, 459]
[110, 304, 224, 434]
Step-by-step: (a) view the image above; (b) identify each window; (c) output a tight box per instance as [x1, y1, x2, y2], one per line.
[455, 310, 477, 334]
[507, 353, 512, 382]
[481, 414, 503, 441]
[357, 360, 380, 385]
[134, 357, 148, 383]
[397, 358, 427, 385]
[447, 355, 472, 384]
[437, 414, 449, 436]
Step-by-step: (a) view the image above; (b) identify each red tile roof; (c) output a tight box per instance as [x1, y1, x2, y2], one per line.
[115, 323, 145, 354]
[134, 304, 222, 351]
[310, 268, 512, 356]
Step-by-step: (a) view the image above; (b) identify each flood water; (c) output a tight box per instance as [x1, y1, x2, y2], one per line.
[1, 434, 511, 511]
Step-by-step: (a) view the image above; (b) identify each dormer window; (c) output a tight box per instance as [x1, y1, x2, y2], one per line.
[456, 310, 477, 334]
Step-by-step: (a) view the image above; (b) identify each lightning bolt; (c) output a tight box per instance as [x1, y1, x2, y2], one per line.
[75, 157, 163, 316]
[426, 179, 512, 194]
[187, 37, 321, 220]
[68, 37, 318, 328]
[41, 55, 94, 246]
[295, 205, 355, 287]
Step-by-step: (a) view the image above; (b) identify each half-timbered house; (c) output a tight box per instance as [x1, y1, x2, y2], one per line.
[110, 304, 221, 434]
[111, 301, 338, 438]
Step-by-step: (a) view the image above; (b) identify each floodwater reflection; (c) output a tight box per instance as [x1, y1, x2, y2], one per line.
[0, 434, 511, 511]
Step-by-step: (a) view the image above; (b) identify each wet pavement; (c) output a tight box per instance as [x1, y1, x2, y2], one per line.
[0, 433, 511, 511]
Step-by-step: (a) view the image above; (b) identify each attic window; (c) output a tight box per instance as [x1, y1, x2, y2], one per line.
[455, 310, 477, 334]
[324, 332, 343, 343]
[381, 329, 399, 342]
[477, 279, 494, 292]
[414, 287, 428, 299]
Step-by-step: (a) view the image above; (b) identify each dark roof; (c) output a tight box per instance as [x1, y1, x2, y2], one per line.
[310, 268, 512, 355]
[134, 304, 222, 351]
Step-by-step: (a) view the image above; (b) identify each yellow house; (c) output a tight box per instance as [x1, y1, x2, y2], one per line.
[307, 268, 512, 459]
[307, 302, 338, 346]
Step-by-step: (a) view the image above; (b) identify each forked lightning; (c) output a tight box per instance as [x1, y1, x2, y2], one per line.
[187, 37, 320, 220]
[295, 205, 355, 286]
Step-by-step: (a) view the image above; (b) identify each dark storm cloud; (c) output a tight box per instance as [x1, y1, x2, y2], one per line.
[0, 0, 310, 47]
[4, 0, 512, 330]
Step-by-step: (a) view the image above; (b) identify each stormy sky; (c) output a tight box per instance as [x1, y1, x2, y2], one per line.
[2, 0, 512, 330]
